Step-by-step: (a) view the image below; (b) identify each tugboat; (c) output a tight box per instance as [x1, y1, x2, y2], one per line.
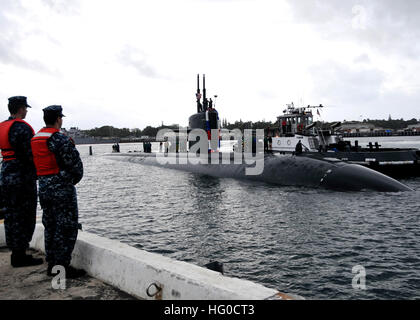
[269, 103, 420, 177]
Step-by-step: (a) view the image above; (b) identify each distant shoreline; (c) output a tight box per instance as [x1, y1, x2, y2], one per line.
[74, 138, 118, 145]
[74, 132, 420, 145]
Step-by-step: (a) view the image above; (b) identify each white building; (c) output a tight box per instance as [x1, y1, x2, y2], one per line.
[406, 123, 420, 132]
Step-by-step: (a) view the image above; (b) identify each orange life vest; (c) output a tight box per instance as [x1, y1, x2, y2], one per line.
[31, 127, 60, 176]
[0, 119, 35, 161]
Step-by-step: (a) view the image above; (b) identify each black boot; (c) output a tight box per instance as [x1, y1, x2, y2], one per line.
[11, 250, 43, 268]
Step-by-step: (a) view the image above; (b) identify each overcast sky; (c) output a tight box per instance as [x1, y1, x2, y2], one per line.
[1, 0, 419, 131]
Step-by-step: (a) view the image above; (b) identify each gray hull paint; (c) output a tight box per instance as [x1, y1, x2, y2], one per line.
[105, 152, 413, 192]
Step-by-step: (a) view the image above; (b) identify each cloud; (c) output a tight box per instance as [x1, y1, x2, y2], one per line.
[117, 45, 162, 79]
[258, 90, 278, 100]
[40, 0, 81, 15]
[0, 38, 59, 75]
[309, 61, 385, 105]
[353, 54, 370, 64]
[283, 0, 420, 122]
[0, 0, 60, 75]
[305, 60, 420, 121]
[0, 0, 418, 128]
[286, 0, 420, 59]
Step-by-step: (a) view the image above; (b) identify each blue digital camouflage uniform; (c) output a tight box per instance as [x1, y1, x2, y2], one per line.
[0, 117, 37, 251]
[38, 132, 83, 267]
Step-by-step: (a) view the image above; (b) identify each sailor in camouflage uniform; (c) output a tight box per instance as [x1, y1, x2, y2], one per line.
[31, 105, 85, 278]
[0, 96, 43, 267]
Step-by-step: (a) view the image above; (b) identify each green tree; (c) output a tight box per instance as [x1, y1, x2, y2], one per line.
[142, 126, 158, 137]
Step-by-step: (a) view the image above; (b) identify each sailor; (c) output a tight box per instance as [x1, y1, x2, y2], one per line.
[295, 140, 303, 155]
[268, 135, 273, 153]
[282, 120, 287, 134]
[31, 105, 85, 278]
[0, 186, 5, 219]
[0, 96, 43, 267]
[286, 120, 292, 133]
[0, 179, 5, 220]
[264, 136, 268, 152]
[164, 140, 169, 153]
[297, 123, 303, 132]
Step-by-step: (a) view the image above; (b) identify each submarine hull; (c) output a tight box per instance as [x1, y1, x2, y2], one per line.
[105, 152, 413, 192]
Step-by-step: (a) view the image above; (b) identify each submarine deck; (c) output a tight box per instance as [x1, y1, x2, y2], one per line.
[0, 246, 136, 300]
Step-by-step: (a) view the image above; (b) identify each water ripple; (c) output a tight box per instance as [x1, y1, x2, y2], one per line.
[75, 143, 420, 299]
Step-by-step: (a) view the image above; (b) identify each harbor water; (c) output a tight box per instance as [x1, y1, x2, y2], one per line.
[74, 136, 420, 300]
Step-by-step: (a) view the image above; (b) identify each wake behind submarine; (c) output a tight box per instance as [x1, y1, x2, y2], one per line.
[105, 75, 413, 192]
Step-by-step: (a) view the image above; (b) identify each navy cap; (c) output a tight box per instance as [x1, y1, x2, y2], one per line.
[43, 105, 65, 117]
[8, 96, 31, 108]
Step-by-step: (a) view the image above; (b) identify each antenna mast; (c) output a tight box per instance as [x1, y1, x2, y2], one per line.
[196, 74, 201, 113]
[203, 74, 207, 111]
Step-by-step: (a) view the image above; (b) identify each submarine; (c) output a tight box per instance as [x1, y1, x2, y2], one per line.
[105, 75, 413, 192]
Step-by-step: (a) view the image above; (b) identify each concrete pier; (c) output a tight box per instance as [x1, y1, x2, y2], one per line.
[0, 247, 135, 300]
[0, 221, 301, 300]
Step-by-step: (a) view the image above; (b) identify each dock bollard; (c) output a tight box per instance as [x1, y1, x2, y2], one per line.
[89, 146, 93, 156]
